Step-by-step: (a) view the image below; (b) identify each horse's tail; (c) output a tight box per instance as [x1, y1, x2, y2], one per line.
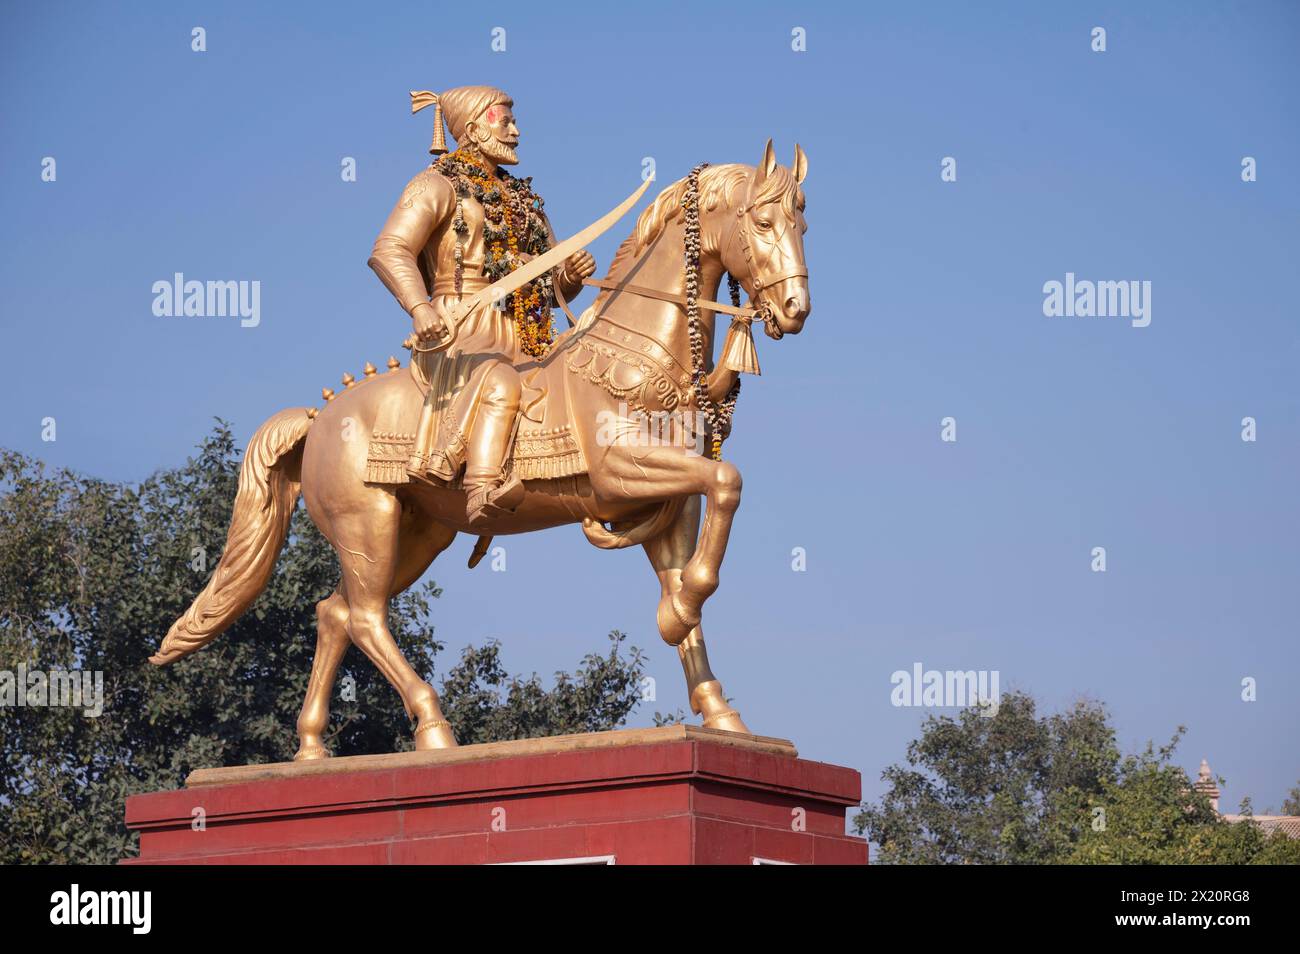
[582, 498, 685, 550]
[149, 407, 314, 665]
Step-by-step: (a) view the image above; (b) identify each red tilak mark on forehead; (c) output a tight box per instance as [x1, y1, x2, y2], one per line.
[486, 106, 501, 123]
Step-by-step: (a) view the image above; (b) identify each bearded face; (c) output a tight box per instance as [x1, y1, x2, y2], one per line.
[471, 103, 519, 166]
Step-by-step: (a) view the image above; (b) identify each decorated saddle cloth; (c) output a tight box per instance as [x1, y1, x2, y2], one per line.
[364, 341, 586, 487]
[365, 307, 695, 487]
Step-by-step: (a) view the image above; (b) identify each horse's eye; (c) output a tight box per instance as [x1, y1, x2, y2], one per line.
[756, 219, 773, 231]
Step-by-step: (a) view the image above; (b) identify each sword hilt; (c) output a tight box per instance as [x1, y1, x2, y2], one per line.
[403, 321, 458, 355]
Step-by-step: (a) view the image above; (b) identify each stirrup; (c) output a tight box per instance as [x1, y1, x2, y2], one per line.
[465, 474, 525, 527]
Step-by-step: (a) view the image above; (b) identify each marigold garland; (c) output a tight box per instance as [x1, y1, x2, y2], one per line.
[433, 149, 555, 357]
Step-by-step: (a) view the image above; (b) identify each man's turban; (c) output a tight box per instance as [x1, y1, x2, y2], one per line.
[410, 85, 513, 155]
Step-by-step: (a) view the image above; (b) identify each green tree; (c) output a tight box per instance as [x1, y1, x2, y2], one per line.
[1280, 782, 1300, 816]
[0, 425, 647, 864]
[855, 691, 1300, 865]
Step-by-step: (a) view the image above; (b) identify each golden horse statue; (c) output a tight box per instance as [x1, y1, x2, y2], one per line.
[149, 141, 811, 761]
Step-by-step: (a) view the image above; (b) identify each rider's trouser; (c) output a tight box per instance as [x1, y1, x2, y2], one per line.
[463, 361, 522, 490]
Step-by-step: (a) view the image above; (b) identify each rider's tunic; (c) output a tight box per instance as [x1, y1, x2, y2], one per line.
[369, 166, 526, 482]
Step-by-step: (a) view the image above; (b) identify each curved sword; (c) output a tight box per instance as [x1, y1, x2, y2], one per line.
[415, 174, 656, 352]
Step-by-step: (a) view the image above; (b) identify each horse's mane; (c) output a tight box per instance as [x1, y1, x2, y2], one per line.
[597, 163, 804, 290]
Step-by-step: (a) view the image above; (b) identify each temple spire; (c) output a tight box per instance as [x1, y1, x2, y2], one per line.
[1194, 758, 1221, 814]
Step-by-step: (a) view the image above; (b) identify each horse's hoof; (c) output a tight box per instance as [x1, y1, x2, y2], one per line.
[414, 717, 458, 750]
[691, 680, 752, 735]
[293, 741, 330, 761]
[702, 709, 752, 734]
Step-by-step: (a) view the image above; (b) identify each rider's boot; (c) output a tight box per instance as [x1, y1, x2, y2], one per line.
[464, 366, 525, 528]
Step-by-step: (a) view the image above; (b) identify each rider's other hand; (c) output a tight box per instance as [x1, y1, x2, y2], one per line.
[412, 302, 448, 343]
[564, 250, 597, 282]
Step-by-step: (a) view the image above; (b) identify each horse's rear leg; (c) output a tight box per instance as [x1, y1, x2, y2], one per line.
[329, 490, 459, 750]
[294, 511, 457, 760]
[294, 588, 350, 761]
[644, 495, 752, 734]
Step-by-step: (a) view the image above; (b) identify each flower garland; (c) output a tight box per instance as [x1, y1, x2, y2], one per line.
[433, 149, 555, 357]
[683, 162, 741, 461]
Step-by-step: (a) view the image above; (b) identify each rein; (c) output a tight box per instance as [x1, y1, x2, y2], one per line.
[581, 277, 755, 319]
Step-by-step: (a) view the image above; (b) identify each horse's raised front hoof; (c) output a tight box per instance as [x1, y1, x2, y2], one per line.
[656, 593, 698, 647]
[691, 680, 752, 735]
[293, 740, 331, 761]
[414, 718, 458, 750]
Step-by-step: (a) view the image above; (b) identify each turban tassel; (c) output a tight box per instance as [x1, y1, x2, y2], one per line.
[410, 90, 447, 155]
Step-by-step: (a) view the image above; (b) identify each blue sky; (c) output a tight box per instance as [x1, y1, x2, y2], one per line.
[2, 1, 1298, 814]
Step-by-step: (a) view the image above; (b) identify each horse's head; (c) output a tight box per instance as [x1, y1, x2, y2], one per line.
[726, 140, 810, 338]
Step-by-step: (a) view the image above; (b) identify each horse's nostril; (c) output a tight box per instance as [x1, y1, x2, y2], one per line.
[784, 295, 802, 319]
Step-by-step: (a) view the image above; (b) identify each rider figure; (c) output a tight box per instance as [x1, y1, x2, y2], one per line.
[368, 85, 595, 526]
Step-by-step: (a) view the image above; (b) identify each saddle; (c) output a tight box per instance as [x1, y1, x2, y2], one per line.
[365, 309, 694, 487]
[364, 324, 584, 487]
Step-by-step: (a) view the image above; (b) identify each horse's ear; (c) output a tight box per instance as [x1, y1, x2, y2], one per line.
[793, 143, 808, 184]
[757, 138, 777, 180]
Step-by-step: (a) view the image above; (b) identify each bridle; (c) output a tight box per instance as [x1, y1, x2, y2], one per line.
[725, 187, 809, 340]
[580, 166, 806, 339]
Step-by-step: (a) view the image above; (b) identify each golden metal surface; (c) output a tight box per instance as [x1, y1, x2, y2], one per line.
[184, 725, 798, 789]
[150, 86, 811, 762]
[413, 174, 655, 352]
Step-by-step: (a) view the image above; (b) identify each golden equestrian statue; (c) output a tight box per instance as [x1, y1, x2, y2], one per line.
[149, 84, 811, 760]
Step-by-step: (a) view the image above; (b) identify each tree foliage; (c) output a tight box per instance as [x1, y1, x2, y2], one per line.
[1279, 783, 1300, 817]
[855, 691, 1300, 864]
[0, 424, 647, 864]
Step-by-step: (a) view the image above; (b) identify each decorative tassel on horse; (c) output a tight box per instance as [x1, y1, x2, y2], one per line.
[720, 317, 761, 376]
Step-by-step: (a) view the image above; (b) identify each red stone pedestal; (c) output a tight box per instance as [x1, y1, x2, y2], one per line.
[124, 726, 867, 865]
